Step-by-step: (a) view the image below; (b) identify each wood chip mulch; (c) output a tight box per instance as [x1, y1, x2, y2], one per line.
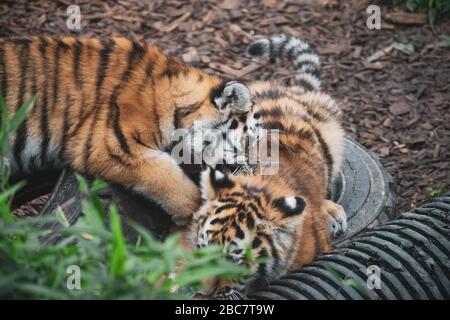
[1, 0, 449, 212]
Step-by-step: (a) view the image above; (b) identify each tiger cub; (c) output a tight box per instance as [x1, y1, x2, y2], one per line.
[0, 37, 252, 225]
[190, 35, 347, 298]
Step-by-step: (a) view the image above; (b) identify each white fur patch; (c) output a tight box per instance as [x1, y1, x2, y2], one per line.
[294, 53, 320, 66]
[284, 196, 297, 209]
[214, 170, 225, 181]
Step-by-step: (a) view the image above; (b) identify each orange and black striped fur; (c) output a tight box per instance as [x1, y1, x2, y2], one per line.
[190, 35, 346, 298]
[0, 36, 253, 225]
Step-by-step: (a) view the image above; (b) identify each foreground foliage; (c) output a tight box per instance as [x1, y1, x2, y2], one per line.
[0, 94, 250, 299]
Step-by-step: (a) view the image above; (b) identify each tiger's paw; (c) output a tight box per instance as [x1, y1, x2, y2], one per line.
[323, 200, 347, 238]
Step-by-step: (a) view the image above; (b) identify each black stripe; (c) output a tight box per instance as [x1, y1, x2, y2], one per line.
[59, 94, 72, 161]
[283, 92, 328, 121]
[174, 102, 202, 129]
[261, 233, 279, 274]
[311, 68, 321, 79]
[217, 197, 238, 204]
[122, 41, 146, 83]
[246, 213, 255, 230]
[257, 248, 269, 278]
[51, 41, 68, 111]
[138, 59, 155, 91]
[255, 89, 285, 100]
[252, 237, 262, 249]
[82, 40, 115, 167]
[28, 46, 38, 120]
[234, 223, 245, 239]
[8, 38, 32, 45]
[295, 60, 319, 72]
[279, 36, 291, 57]
[312, 126, 333, 182]
[132, 130, 152, 149]
[30, 49, 38, 98]
[72, 40, 82, 89]
[295, 48, 316, 60]
[246, 202, 261, 216]
[70, 42, 88, 135]
[38, 38, 51, 163]
[214, 203, 241, 215]
[108, 42, 146, 153]
[244, 185, 270, 199]
[104, 41, 146, 157]
[210, 216, 231, 225]
[13, 42, 30, 172]
[249, 197, 264, 215]
[264, 120, 314, 142]
[296, 78, 315, 91]
[106, 143, 131, 167]
[160, 57, 185, 79]
[95, 40, 114, 93]
[297, 61, 320, 75]
[0, 46, 7, 98]
[209, 78, 227, 108]
[228, 118, 239, 130]
[268, 37, 275, 58]
[258, 106, 284, 118]
[287, 45, 296, 61]
[111, 101, 131, 155]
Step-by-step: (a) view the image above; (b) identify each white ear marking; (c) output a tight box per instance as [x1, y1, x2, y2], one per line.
[216, 81, 252, 113]
[284, 196, 297, 209]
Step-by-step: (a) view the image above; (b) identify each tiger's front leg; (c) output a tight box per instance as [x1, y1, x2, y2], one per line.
[132, 149, 201, 226]
[81, 148, 200, 226]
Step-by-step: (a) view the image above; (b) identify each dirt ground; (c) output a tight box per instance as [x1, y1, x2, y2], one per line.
[1, 0, 449, 213]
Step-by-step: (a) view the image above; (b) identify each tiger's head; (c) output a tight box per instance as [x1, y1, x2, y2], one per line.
[172, 77, 253, 130]
[190, 167, 308, 299]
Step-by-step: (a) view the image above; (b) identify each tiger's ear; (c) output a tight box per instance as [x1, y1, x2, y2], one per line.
[273, 196, 306, 219]
[214, 81, 253, 113]
[200, 167, 235, 201]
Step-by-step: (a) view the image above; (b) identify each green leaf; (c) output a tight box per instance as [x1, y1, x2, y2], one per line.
[147, 263, 166, 284]
[109, 205, 126, 279]
[324, 264, 343, 281]
[0, 93, 9, 132]
[343, 278, 374, 300]
[0, 181, 25, 204]
[91, 179, 107, 193]
[75, 173, 89, 194]
[55, 206, 70, 228]
[170, 263, 249, 288]
[9, 96, 35, 132]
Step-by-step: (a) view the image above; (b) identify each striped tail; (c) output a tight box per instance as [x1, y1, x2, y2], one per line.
[246, 35, 321, 91]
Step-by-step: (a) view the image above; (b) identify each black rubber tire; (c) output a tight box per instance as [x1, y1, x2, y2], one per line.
[250, 193, 450, 300]
[330, 137, 397, 246]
